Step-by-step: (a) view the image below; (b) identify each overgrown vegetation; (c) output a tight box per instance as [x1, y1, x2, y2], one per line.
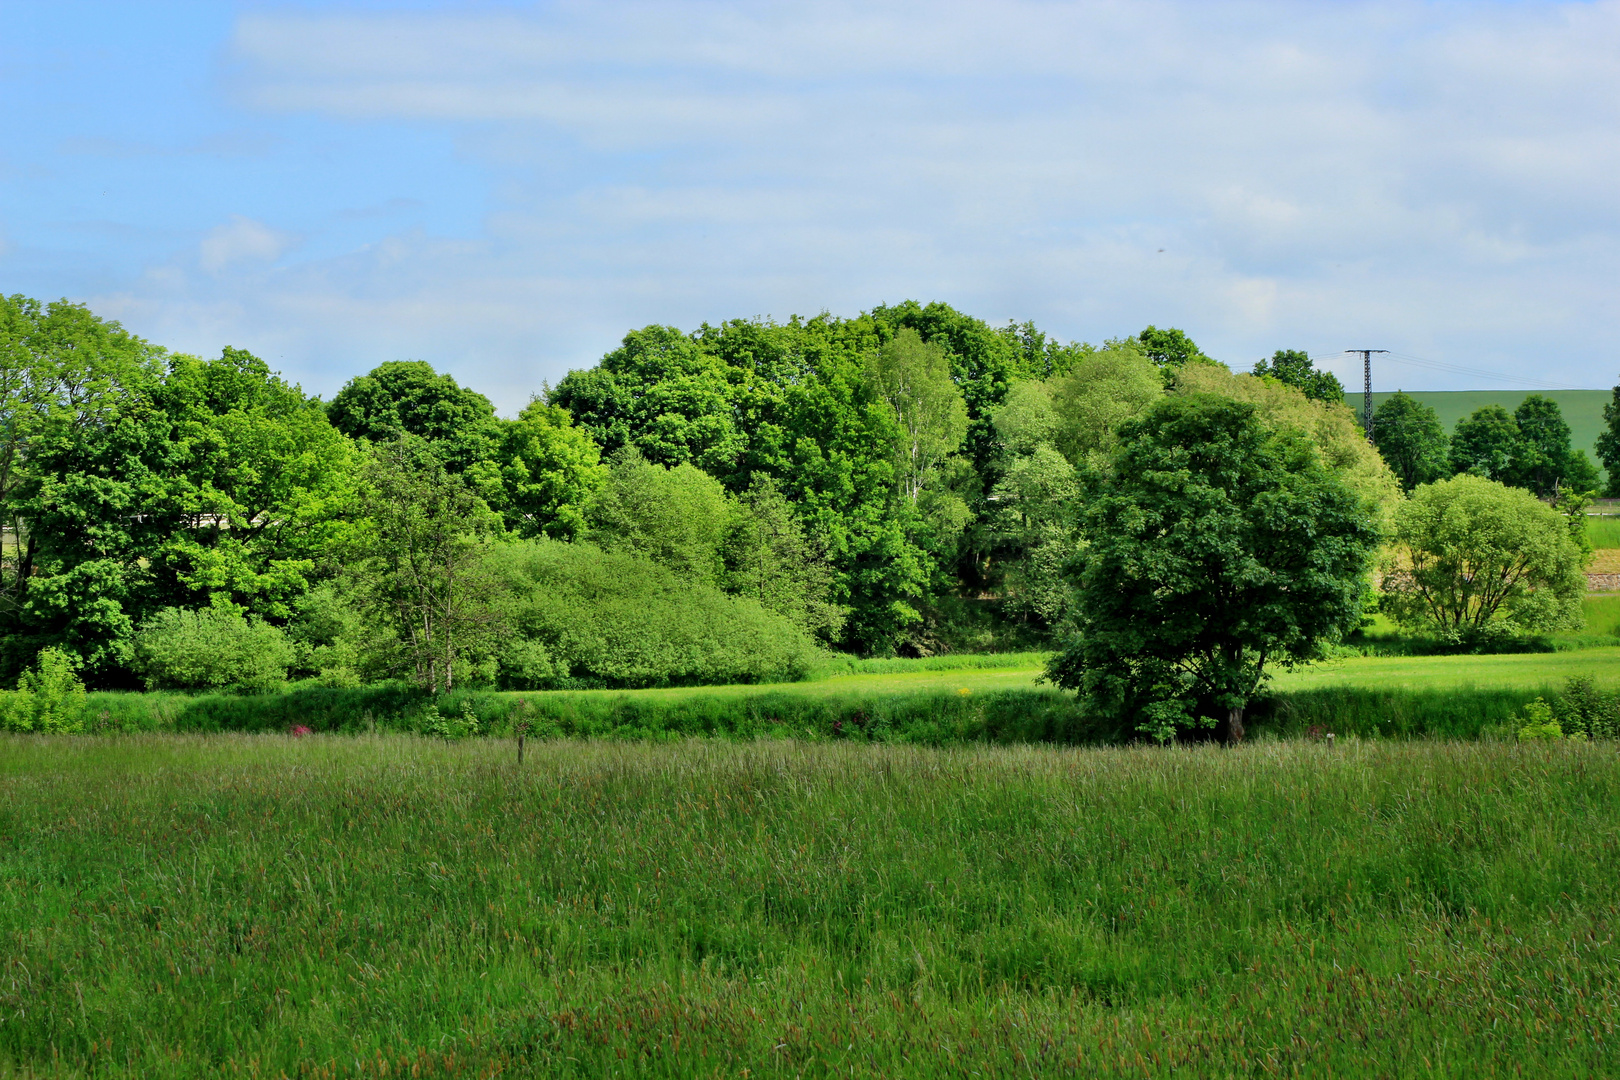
[1, 736, 1615, 1076]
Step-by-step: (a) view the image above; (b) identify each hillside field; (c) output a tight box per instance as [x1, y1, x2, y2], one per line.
[1346, 388, 1612, 482]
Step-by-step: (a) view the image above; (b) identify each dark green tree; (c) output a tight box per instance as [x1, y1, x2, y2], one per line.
[723, 474, 844, 643]
[1371, 391, 1450, 492]
[1047, 394, 1379, 743]
[1597, 378, 1620, 497]
[1251, 349, 1345, 404]
[327, 360, 500, 478]
[1450, 405, 1521, 482]
[1508, 395, 1598, 497]
[1136, 326, 1213, 372]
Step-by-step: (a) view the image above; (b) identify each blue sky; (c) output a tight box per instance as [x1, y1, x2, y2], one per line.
[3, 1, 1618, 412]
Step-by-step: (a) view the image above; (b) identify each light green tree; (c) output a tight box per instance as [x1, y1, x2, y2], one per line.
[1046, 346, 1164, 470]
[586, 449, 730, 585]
[1380, 474, 1587, 638]
[348, 436, 506, 694]
[865, 328, 969, 503]
[495, 399, 606, 540]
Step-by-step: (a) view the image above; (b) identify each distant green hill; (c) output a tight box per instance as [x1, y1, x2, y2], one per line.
[1345, 389, 1614, 483]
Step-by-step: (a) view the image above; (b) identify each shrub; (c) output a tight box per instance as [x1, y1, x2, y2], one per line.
[1552, 676, 1620, 739]
[1515, 698, 1565, 741]
[132, 607, 296, 692]
[1, 647, 90, 733]
[491, 539, 820, 689]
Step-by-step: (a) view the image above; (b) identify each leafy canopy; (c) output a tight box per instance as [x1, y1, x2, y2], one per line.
[1372, 391, 1450, 493]
[1380, 474, 1587, 637]
[1251, 349, 1346, 404]
[1048, 394, 1380, 743]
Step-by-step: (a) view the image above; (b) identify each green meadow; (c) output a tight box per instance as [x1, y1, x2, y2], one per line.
[2, 735, 1617, 1078]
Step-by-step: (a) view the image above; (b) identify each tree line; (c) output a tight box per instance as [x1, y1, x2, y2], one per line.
[0, 292, 1610, 738]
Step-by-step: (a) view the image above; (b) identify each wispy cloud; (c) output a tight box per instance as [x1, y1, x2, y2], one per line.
[65, 1, 1620, 402]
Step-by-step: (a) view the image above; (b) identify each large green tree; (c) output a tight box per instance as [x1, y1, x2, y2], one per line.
[1380, 474, 1586, 637]
[1597, 378, 1620, 497]
[1048, 394, 1380, 743]
[1252, 349, 1345, 404]
[1372, 391, 1450, 492]
[346, 436, 505, 694]
[1450, 405, 1521, 482]
[1506, 395, 1599, 497]
[493, 399, 605, 540]
[327, 360, 501, 479]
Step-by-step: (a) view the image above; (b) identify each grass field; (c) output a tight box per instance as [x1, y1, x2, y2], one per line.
[1346, 389, 1612, 482]
[1589, 516, 1620, 548]
[2, 735, 1615, 1077]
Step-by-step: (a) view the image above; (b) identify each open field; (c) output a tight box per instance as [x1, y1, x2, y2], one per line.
[1, 735, 1615, 1077]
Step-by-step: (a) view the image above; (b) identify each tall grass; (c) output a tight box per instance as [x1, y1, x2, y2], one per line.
[1, 736, 1616, 1076]
[1588, 515, 1620, 548]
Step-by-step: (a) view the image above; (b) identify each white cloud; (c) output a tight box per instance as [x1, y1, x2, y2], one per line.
[197, 215, 293, 274]
[97, 0, 1615, 404]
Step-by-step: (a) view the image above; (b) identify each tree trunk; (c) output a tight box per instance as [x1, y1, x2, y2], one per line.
[1225, 705, 1246, 744]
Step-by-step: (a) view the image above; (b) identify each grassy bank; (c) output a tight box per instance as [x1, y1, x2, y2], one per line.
[2, 736, 1616, 1077]
[72, 647, 1620, 743]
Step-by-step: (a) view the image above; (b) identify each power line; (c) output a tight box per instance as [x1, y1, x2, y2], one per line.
[1311, 350, 1590, 393]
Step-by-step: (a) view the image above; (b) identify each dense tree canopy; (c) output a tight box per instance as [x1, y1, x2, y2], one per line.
[1048, 394, 1380, 743]
[18, 289, 1594, 696]
[1251, 349, 1345, 404]
[1380, 475, 1586, 638]
[1372, 391, 1451, 492]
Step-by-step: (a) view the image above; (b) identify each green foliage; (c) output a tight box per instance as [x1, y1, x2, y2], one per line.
[1551, 676, 1620, 739]
[348, 436, 506, 693]
[586, 447, 730, 584]
[1514, 698, 1564, 740]
[864, 328, 970, 505]
[1598, 380, 1620, 496]
[1381, 474, 1587, 637]
[1450, 404, 1521, 481]
[1450, 397, 1597, 497]
[492, 538, 820, 688]
[1252, 348, 1345, 403]
[131, 606, 295, 692]
[1, 646, 88, 732]
[1134, 324, 1215, 373]
[1050, 394, 1380, 742]
[1509, 394, 1598, 497]
[1175, 363, 1402, 524]
[326, 359, 500, 476]
[420, 700, 480, 740]
[723, 474, 845, 642]
[1371, 391, 1450, 492]
[493, 398, 605, 539]
[1046, 345, 1164, 469]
